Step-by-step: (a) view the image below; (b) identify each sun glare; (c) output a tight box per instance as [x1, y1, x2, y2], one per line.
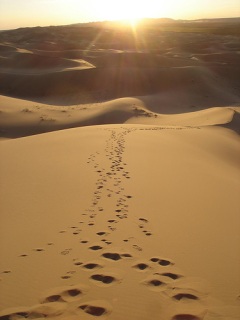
[119, 17, 141, 28]
[95, 0, 150, 25]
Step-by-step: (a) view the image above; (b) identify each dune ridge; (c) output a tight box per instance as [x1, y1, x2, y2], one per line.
[0, 94, 239, 139]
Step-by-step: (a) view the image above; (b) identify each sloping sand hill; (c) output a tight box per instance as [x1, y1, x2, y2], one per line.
[0, 21, 240, 320]
[0, 122, 239, 320]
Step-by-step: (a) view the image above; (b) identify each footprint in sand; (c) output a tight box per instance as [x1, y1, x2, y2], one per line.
[101, 252, 133, 261]
[142, 277, 167, 289]
[101, 240, 112, 245]
[81, 262, 104, 270]
[41, 283, 89, 303]
[101, 252, 122, 261]
[154, 272, 182, 280]
[89, 245, 104, 251]
[171, 315, 201, 320]
[67, 271, 76, 275]
[172, 293, 199, 301]
[96, 231, 109, 236]
[108, 226, 116, 231]
[108, 219, 117, 223]
[0, 304, 67, 320]
[142, 230, 152, 236]
[150, 257, 173, 266]
[78, 301, 112, 317]
[80, 240, 89, 244]
[132, 263, 150, 271]
[90, 273, 120, 285]
[33, 248, 45, 252]
[132, 244, 143, 251]
[73, 230, 81, 235]
[61, 275, 71, 280]
[61, 248, 72, 255]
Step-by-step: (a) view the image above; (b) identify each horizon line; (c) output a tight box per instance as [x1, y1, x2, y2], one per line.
[1, 15, 240, 32]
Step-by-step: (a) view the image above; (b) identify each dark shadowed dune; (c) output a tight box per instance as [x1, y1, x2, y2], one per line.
[0, 64, 239, 106]
[0, 52, 81, 70]
[219, 109, 240, 134]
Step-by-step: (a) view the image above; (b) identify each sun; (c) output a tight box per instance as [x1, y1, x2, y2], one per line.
[95, 0, 149, 24]
[118, 17, 142, 28]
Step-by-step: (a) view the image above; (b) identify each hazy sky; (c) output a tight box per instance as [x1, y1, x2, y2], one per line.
[0, 0, 240, 30]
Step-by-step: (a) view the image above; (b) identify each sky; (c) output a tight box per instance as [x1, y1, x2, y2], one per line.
[0, 0, 240, 30]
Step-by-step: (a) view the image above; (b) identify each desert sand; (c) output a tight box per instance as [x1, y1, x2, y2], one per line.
[0, 20, 240, 320]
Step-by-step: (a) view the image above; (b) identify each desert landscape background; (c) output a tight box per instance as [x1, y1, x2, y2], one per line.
[0, 17, 240, 320]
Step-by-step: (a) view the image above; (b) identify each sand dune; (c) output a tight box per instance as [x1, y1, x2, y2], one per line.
[0, 52, 82, 70]
[0, 124, 239, 319]
[0, 59, 239, 105]
[1, 30, 239, 104]
[0, 94, 239, 139]
[0, 20, 240, 320]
